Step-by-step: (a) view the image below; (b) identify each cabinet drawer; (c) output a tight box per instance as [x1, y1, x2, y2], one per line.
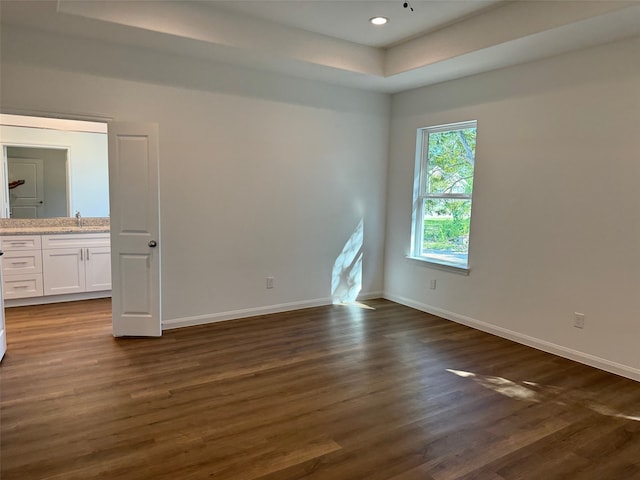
[1, 235, 42, 251]
[3, 273, 44, 299]
[2, 250, 43, 275]
[42, 233, 110, 249]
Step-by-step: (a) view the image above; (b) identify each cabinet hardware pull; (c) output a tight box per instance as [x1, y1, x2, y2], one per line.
[12, 261, 28, 265]
[14, 285, 28, 289]
[80, 248, 83, 261]
[86, 248, 90, 261]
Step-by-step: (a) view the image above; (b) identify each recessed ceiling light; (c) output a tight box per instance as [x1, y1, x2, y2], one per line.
[369, 16, 389, 26]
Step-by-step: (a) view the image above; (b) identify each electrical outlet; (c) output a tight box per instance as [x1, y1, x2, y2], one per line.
[430, 279, 437, 290]
[266, 276, 274, 289]
[574, 312, 585, 329]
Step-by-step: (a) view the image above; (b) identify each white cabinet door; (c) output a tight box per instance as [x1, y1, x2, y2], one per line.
[0, 251, 6, 362]
[43, 248, 85, 295]
[85, 247, 111, 292]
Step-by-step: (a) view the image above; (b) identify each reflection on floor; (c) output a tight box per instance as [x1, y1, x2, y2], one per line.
[447, 368, 640, 421]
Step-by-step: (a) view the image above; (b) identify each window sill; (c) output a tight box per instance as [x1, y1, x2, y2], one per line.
[406, 255, 470, 276]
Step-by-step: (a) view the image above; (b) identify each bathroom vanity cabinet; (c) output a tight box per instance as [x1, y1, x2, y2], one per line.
[1, 232, 111, 304]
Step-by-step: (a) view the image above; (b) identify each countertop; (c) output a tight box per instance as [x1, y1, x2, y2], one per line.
[0, 217, 110, 236]
[0, 225, 110, 235]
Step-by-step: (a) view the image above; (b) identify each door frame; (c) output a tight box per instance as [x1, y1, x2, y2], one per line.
[0, 110, 159, 338]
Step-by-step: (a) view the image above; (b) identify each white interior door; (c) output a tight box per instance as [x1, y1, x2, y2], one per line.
[1, 146, 9, 218]
[0, 250, 7, 361]
[108, 123, 161, 337]
[8, 157, 44, 218]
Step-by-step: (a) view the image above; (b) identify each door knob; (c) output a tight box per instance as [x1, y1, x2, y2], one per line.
[148, 240, 157, 248]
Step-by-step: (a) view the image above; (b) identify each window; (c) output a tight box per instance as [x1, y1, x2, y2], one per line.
[411, 121, 477, 271]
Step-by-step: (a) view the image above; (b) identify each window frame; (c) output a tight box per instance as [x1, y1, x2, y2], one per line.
[410, 120, 477, 273]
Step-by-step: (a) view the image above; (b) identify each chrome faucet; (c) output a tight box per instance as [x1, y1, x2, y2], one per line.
[75, 211, 82, 227]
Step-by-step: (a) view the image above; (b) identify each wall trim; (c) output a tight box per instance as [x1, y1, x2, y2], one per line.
[163, 297, 332, 330]
[5, 290, 111, 308]
[0, 107, 114, 124]
[358, 290, 384, 301]
[383, 293, 640, 383]
[162, 290, 383, 330]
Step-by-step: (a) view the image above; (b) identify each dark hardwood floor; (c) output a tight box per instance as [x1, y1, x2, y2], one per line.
[1, 298, 639, 480]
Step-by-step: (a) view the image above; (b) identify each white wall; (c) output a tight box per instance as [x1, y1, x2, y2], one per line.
[0, 26, 389, 323]
[0, 125, 109, 217]
[385, 36, 640, 380]
[4, 24, 636, 381]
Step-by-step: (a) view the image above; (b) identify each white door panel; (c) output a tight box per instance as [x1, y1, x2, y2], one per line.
[8, 157, 44, 218]
[0, 252, 6, 361]
[109, 123, 161, 337]
[120, 254, 152, 311]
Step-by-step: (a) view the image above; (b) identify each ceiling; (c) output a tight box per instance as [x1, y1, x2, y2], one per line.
[1, 0, 640, 93]
[206, 0, 504, 48]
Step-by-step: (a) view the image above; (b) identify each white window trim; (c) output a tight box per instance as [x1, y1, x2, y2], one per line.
[409, 120, 477, 273]
[405, 254, 470, 275]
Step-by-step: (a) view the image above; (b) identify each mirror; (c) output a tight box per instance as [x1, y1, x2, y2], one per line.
[0, 115, 109, 219]
[6, 146, 69, 218]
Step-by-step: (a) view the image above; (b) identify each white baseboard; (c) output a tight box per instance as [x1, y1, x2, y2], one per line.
[5, 290, 111, 307]
[163, 296, 332, 330]
[384, 293, 640, 383]
[358, 290, 383, 301]
[163, 290, 384, 330]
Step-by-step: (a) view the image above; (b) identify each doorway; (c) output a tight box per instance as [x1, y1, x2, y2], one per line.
[0, 114, 111, 352]
[1, 113, 162, 345]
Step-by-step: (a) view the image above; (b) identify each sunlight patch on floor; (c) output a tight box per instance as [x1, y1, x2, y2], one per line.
[334, 301, 375, 310]
[446, 368, 541, 402]
[446, 368, 640, 421]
